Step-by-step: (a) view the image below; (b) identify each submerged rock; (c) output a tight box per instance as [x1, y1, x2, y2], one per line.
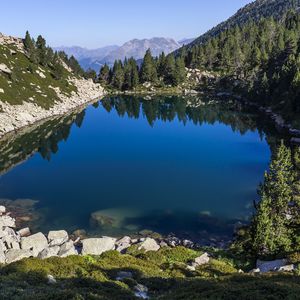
[81, 237, 116, 255]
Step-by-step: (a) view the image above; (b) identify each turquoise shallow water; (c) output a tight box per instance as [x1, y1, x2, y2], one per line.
[0, 96, 271, 242]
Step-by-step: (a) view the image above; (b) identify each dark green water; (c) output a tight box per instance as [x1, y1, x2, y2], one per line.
[0, 96, 273, 243]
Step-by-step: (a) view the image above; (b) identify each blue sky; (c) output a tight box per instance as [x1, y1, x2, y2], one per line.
[0, 0, 253, 48]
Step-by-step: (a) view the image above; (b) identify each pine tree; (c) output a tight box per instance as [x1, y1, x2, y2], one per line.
[111, 60, 124, 90]
[252, 142, 294, 257]
[98, 64, 110, 84]
[174, 56, 186, 85]
[164, 54, 176, 85]
[140, 49, 157, 83]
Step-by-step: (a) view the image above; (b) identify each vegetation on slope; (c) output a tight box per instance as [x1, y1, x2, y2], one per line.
[0, 32, 87, 109]
[0, 247, 299, 299]
[183, 0, 300, 49]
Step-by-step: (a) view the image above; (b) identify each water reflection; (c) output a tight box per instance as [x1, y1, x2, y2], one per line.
[0, 95, 282, 243]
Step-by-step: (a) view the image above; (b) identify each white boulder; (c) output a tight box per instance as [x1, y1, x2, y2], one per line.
[48, 230, 69, 246]
[81, 237, 116, 255]
[21, 232, 48, 256]
[138, 238, 160, 252]
[5, 249, 32, 264]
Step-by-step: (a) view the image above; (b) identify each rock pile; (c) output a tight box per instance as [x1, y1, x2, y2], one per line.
[0, 206, 164, 264]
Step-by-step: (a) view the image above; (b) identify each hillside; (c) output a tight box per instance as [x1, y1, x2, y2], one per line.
[185, 0, 300, 49]
[0, 32, 105, 138]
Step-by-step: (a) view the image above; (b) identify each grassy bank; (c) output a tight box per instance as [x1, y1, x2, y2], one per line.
[0, 246, 299, 299]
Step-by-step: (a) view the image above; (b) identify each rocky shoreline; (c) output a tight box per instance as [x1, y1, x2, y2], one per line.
[0, 204, 214, 264]
[0, 205, 296, 276]
[0, 78, 105, 139]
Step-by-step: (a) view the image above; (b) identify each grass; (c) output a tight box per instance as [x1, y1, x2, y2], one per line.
[0, 44, 77, 109]
[0, 247, 299, 299]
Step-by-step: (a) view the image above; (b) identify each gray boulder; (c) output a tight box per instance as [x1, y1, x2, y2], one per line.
[5, 249, 32, 264]
[0, 215, 16, 228]
[137, 238, 160, 252]
[194, 253, 210, 266]
[21, 232, 48, 256]
[17, 227, 31, 237]
[1, 227, 20, 249]
[81, 237, 116, 255]
[278, 264, 295, 272]
[58, 241, 77, 257]
[0, 63, 12, 75]
[256, 259, 288, 273]
[48, 230, 69, 246]
[0, 206, 6, 215]
[115, 236, 131, 253]
[38, 246, 60, 259]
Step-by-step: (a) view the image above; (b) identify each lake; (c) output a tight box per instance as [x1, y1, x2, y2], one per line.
[0, 95, 272, 245]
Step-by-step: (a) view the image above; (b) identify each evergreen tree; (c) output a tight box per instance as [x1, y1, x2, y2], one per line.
[252, 142, 294, 257]
[98, 64, 110, 84]
[111, 60, 124, 89]
[174, 56, 186, 85]
[140, 49, 157, 83]
[164, 54, 176, 85]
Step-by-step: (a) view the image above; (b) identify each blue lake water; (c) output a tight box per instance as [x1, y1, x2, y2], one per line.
[0, 96, 272, 243]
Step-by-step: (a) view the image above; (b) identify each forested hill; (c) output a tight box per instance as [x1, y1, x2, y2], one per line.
[184, 0, 300, 49]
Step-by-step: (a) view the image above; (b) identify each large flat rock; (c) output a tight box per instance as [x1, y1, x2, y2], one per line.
[81, 237, 116, 255]
[21, 232, 48, 256]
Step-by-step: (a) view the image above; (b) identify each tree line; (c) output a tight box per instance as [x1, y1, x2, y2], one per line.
[23, 31, 86, 80]
[97, 49, 186, 90]
[180, 10, 300, 117]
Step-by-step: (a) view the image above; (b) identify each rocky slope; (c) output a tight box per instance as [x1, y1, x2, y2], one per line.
[0, 32, 105, 138]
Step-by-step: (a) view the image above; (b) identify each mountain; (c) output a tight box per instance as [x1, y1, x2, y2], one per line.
[102, 37, 180, 66]
[54, 45, 119, 71]
[56, 37, 182, 72]
[178, 38, 195, 46]
[183, 0, 300, 49]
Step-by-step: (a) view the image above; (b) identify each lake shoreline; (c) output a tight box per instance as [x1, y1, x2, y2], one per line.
[0, 78, 106, 139]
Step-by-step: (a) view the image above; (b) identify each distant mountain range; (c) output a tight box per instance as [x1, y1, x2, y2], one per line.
[55, 37, 195, 72]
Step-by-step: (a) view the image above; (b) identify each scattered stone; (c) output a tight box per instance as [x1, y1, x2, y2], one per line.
[115, 236, 131, 253]
[21, 232, 48, 256]
[256, 259, 288, 273]
[194, 253, 210, 266]
[0, 206, 6, 214]
[38, 246, 60, 259]
[278, 264, 295, 272]
[48, 230, 69, 246]
[81, 237, 116, 255]
[1, 227, 20, 249]
[5, 249, 32, 264]
[138, 238, 160, 252]
[159, 241, 168, 248]
[116, 271, 133, 281]
[58, 241, 77, 257]
[134, 284, 149, 299]
[0, 63, 12, 74]
[17, 227, 31, 237]
[47, 274, 57, 284]
[0, 215, 16, 227]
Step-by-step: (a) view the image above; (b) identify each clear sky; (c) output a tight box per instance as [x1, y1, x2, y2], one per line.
[0, 0, 253, 48]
